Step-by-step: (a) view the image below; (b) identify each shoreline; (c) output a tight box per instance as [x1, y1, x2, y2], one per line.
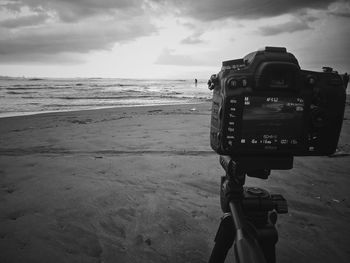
[1, 93, 348, 119]
[0, 100, 209, 119]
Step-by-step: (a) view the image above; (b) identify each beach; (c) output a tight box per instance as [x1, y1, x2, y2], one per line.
[0, 101, 349, 263]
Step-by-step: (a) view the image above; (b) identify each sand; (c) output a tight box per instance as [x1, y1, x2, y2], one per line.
[0, 101, 349, 263]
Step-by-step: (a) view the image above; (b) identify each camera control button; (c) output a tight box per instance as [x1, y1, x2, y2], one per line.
[217, 132, 222, 142]
[291, 139, 298, 145]
[230, 80, 237, 88]
[308, 77, 316, 85]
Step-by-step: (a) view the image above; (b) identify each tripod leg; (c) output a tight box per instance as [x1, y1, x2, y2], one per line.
[208, 214, 235, 263]
[257, 225, 278, 263]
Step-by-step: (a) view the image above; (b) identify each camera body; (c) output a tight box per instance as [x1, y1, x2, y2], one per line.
[209, 47, 346, 157]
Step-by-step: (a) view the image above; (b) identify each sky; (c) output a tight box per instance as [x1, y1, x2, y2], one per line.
[0, 0, 349, 79]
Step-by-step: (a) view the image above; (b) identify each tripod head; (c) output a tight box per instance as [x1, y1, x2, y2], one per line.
[219, 155, 271, 182]
[219, 155, 288, 214]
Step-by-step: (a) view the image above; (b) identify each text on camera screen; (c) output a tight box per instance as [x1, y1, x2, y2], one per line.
[240, 96, 304, 147]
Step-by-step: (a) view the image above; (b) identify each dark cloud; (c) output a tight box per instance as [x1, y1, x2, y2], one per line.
[0, 13, 50, 28]
[151, 0, 339, 21]
[328, 0, 350, 18]
[0, 52, 85, 64]
[330, 10, 350, 17]
[256, 9, 322, 36]
[1, 0, 144, 23]
[258, 20, 312, 36]
[0, 2, 23, 13]
[0, 17, 156, 62]
[0, 0, 156, 63]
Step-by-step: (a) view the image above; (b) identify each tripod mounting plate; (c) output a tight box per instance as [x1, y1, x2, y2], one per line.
[246, 187, 269, 197]
[221, 155, 294, 172]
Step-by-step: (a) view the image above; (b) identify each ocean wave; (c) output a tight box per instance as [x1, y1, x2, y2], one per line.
[55, 95, 154, 100]
[7, 86, 63, 90]
[7, 91, 38, 95]
[20, 96, 37, 99]
[43, 99, 193, 109]
[89, 83, 139, 88]
[9, 85, 45, 89]
[44, 103, 105, 108]
[28, 78, 44, 81]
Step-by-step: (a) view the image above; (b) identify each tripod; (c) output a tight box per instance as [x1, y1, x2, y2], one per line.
[209, 156, 288, 263]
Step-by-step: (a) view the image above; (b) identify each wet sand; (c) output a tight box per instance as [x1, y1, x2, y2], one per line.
[0, 101, 349, 262]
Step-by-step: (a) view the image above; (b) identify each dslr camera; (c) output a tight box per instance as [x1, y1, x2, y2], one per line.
[208, 47, 346, 168]
[207, 47, 348, 263]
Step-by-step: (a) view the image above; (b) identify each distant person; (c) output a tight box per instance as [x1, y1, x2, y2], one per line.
[342, 73, 349, 89]
[195, 78, 198, 87]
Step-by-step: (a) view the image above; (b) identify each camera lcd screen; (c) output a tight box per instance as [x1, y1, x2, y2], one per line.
[240, 96, 304, 147]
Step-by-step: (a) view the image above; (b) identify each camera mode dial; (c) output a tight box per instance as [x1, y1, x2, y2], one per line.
[208, 74, 219, 90]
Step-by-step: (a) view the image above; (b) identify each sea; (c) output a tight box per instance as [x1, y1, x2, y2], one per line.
[0, 77, 211, 118]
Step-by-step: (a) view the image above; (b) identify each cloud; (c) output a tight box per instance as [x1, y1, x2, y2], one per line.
[0, 13, 50, 28]
[0, 52, 86, 64]
[155, 48, 201, 66]
[258, 19, 312, 36]
[0, 0, 156, 63]
[0, 0, 144, 23]
[330, 10, 350, 17]
[181, 33, 204, 44]
[151, 0, 339, 21]
[155, 48, 218, 66]
[0, 2, 23, 13]
[0, 0, 347, 67]
[328, 0, 350, 18]
[0, 17, 155, 57]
